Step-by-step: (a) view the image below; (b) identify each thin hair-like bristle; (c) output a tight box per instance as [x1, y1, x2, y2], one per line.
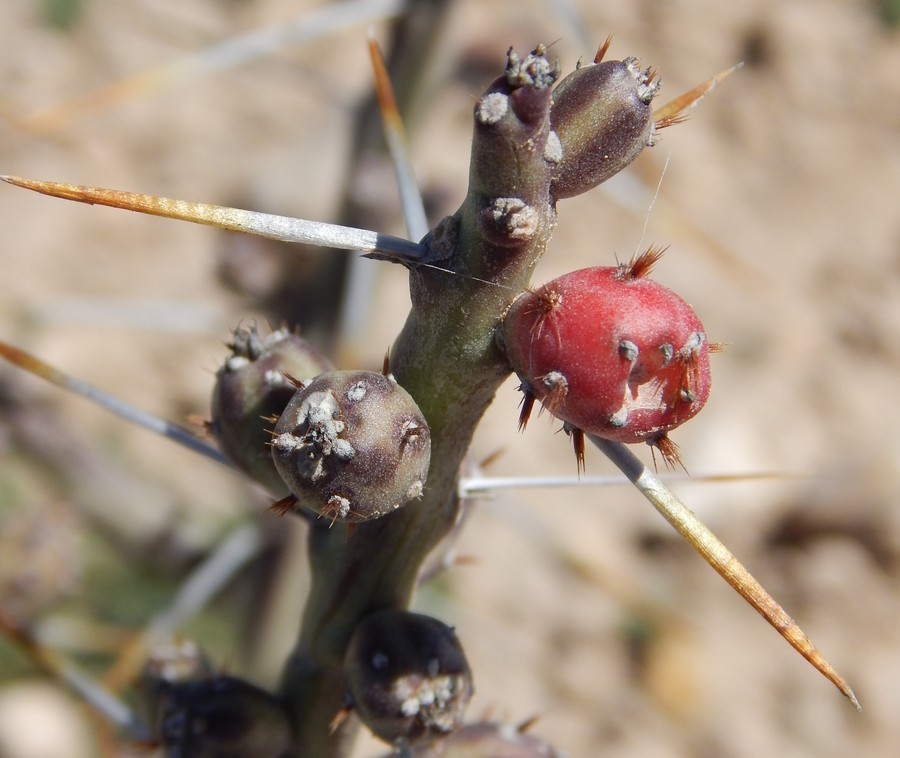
[320, 500, 345, 528]
[623, 244, 668, 280]
[538, 373, 569, 417]
[594, 35, 613, 64]
[655, 113, 689, 131]
[650, 434, 686, 473]
[522, 285, 562, 343]
[282, 373, 306, 389]
[270, 494, 298, 517]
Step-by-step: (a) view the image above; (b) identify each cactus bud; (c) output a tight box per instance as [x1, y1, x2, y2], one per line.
[549, 55, 659, 200]
[210, 325, 334, 494]
[500, 248, 711, 461]
[345, 610, 473, 747]
[157, 675, 292, 758]
[270, 370, 430, 523]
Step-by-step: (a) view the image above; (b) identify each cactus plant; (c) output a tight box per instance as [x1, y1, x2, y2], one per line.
[0, 12, 861, 758]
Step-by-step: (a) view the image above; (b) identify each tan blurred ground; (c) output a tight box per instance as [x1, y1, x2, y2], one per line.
[2, 1, 900, 756]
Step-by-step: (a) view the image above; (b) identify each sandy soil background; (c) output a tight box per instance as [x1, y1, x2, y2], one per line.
[1, 0, 900, 756]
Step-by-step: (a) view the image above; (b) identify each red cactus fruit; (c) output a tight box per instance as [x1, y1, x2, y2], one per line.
[269, 369, 430, 524]
[500, 247, 712, 467]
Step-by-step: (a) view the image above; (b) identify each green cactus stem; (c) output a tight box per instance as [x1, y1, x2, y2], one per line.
[279, 45, 561, 754]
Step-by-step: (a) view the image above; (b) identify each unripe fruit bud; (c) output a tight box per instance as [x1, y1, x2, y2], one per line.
[500, 248, 711, 459]
[270, 370, 430, 523]
[210, 325, 334, 494]
[549, 56, 659, 200]
[345, 610, 473, 747]
[157, 675, 292, 758]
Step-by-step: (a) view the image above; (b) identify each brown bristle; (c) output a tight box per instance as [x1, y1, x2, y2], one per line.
[282, 373, 305, 389]
[655, 113, 689, 131]
[593, 35, 613, 64]
[535, 285, 563, 312]
[709, 341, 728, 353]
[657, 361, 694, 411]
[400, 423, 423, 448]
[665, 345, 698, 407]
[320, 499, 345, 528]
[478, 447, 505, 468]
[516, 714, 542, 734]
[328, 705, 351, 735]
[571, 427, 586, 475]
[186, 414, 213, 436]
[538, 372, 569, 416]
[269, 494, 298, 517]
[382, 349, 391, 377]
[518, 387, 536, 431]
[623, 244, 668, 280]
[649, 434, 686, 473]
[652, 63, 742, 125]
[523, 286, 563, 343]
[680, 361, 700, 406]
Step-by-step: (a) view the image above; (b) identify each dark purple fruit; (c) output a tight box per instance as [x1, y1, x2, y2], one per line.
[210, 325, 333, 494]
[157, 675, 291, 758]
[270, 370, 430, 524]
[345, 610, 473, 747]
[549, 54, 659, 200]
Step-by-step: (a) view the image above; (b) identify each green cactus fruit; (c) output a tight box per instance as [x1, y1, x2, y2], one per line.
[345, 610, 473, 747]
[270, 369, 430, 524]
[210, 325, 334, 495]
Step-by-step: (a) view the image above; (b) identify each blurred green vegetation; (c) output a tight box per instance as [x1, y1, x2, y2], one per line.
[42, 0, 85, 30]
